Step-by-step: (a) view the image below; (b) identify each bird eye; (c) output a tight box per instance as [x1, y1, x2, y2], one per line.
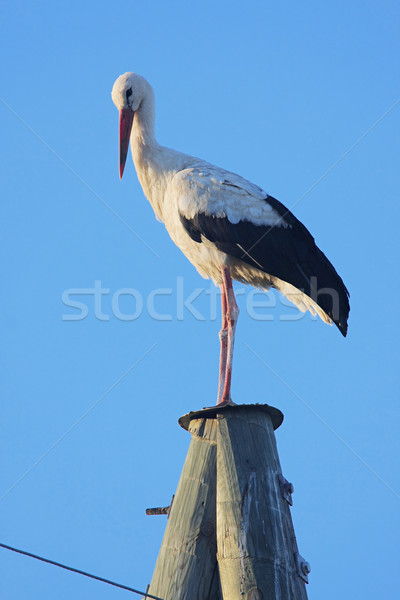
[126, 88, 133, 101]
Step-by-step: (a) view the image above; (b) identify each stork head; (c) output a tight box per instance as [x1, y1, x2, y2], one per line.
[111, 72, 149, 179]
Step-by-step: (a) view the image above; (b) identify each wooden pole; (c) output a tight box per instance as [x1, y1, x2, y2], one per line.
[216, 405, 308, 600]
[147, 416, 220, 600]
[147, 404, 309, 599]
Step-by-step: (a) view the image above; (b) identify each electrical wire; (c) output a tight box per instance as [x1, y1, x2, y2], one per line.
[0, 542, 163, 599]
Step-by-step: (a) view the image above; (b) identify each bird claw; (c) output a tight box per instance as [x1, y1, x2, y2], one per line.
[216, 397, 236, 407]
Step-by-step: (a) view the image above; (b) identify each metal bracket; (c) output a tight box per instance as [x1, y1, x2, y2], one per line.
[278, 474, 294, 506]
[295, 552, 311, 584]
[146, 494, 175, 518]
[141, 583, 150, 600]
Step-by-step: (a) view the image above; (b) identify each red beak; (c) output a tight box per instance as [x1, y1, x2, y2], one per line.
[119, 107, 135, 179]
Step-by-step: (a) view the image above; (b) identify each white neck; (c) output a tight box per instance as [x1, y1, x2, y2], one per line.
[129, 86, 166, 218]
[127, 81, 197, 223]
[131, 86, 156, 148]
[129, 86, 190, 222]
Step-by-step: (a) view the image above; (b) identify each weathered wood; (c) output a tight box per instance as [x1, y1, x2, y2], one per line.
[216, 406, 308, 600]
[148, 417, 220, 600]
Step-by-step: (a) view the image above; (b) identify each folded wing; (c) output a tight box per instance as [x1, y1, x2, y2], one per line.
[175, 166, 350, 336]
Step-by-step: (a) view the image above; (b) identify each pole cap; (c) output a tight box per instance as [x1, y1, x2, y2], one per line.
[179, 403, 284, 431]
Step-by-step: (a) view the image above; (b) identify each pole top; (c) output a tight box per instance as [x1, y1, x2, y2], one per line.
[178, 403, 284, 432]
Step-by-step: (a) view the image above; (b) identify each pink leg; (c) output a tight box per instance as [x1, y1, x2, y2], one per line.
[219, 266, 239, 405]
[217, 284, 228, 404]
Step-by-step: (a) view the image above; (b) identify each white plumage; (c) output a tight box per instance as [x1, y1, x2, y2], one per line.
[111, 71, 349, 404]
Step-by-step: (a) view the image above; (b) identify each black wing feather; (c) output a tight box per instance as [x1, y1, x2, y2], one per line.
[180, 195, 350, 336]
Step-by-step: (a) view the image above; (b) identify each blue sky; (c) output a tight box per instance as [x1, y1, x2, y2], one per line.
[1, 1, 399, 598]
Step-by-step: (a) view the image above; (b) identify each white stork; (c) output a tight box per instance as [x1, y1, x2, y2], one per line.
[111, 72, 350, 406]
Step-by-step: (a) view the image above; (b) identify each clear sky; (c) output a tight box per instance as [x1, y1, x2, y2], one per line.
[1, 1, 399, 598]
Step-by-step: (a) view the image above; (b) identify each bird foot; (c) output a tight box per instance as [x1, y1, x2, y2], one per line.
[216, 397, 236, 407]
